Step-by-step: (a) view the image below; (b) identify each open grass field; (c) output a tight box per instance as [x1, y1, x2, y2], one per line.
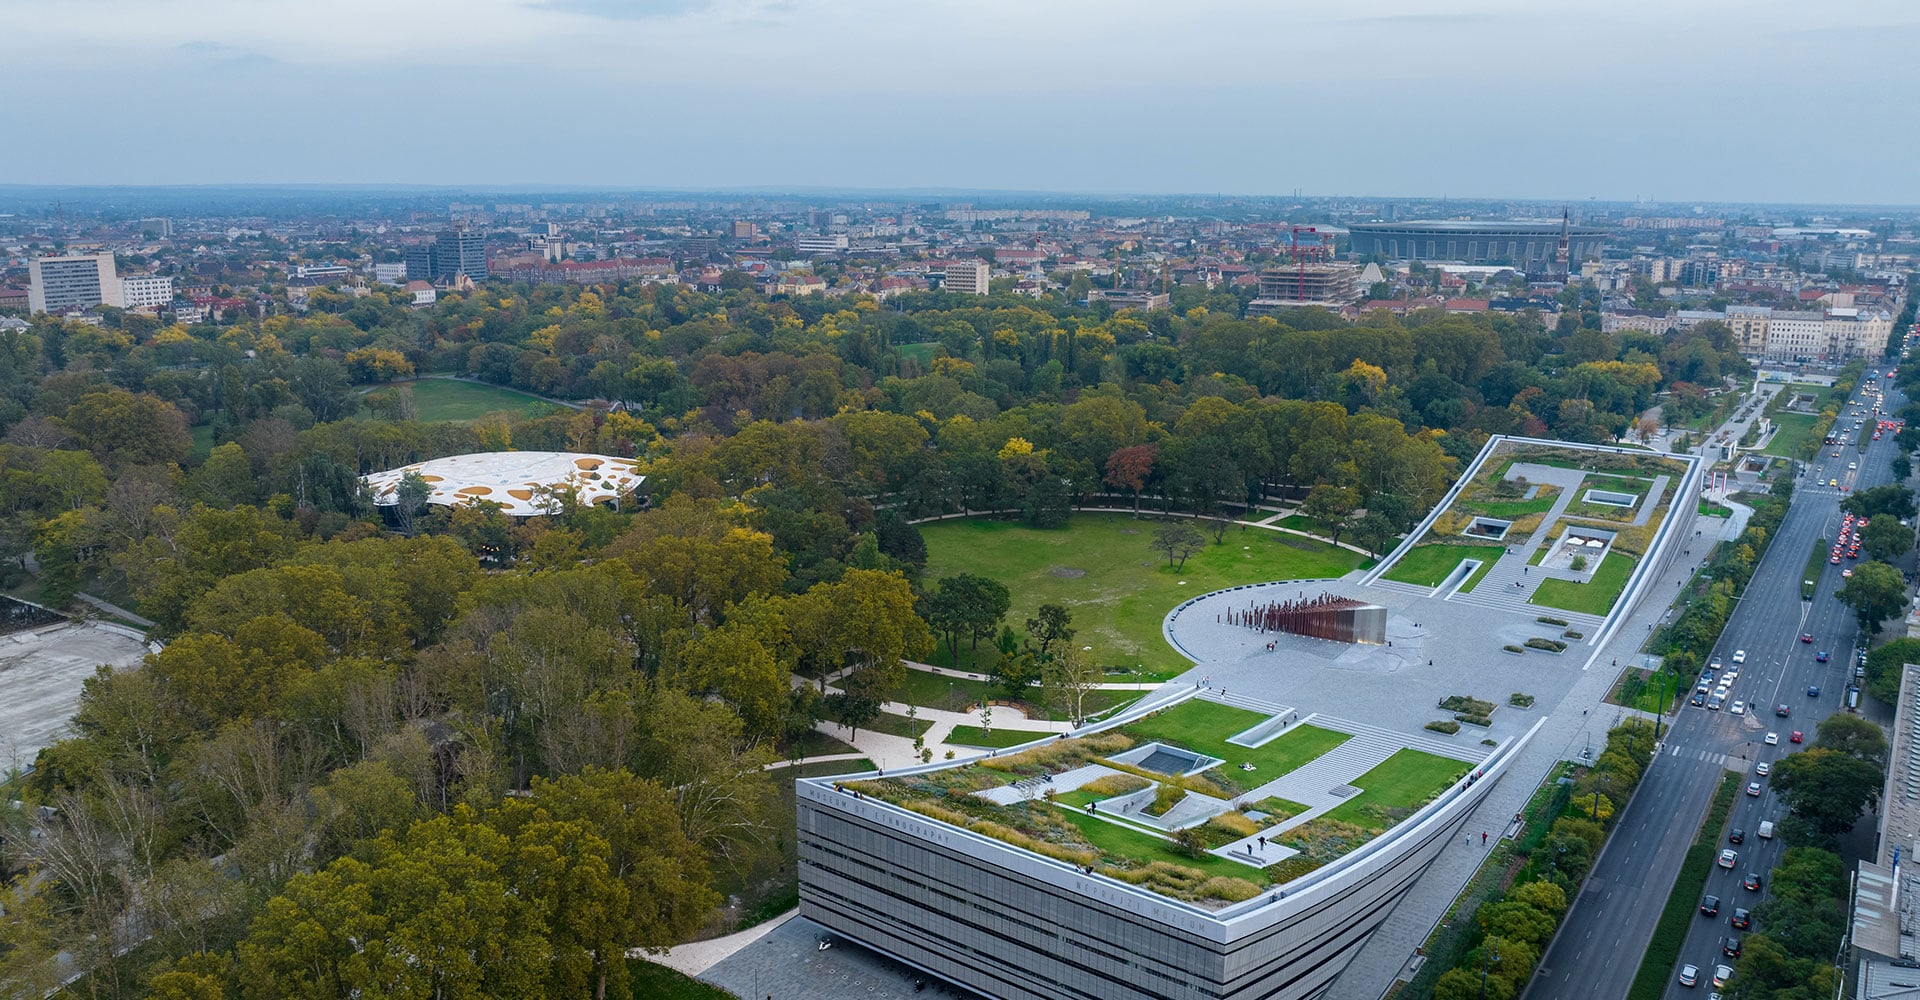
[1321, 749, 1470, 830]
[1529, 551, 1638, 617]
[895, 341, 941, 366]
[1383, 544, 1505, 588]
[1762, 410, 1818, 458]
[946, 724, 1056, 748]
[920, 515, 1367, 678]
[371, 378, 561, 422]
[1118, 700, 1351, 777]
[1057, 809, 1265, 880]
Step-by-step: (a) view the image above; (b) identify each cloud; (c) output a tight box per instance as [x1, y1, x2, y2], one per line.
[529, 0, 710, 18]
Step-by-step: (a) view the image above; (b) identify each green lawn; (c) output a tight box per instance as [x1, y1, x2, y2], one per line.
[920, 515, 1366, 678]
[1458, 555, 1500, 593]
[370, 378, 561, 422]
[1058, 809, 1266, 880]
[1321, 749, 1471, 829]
[1763, 410, 1818, 458]
[1468, 496, 1559, 518]
[849, 711, 932, 740]
[1383, 544, 1506, 588]
[628, 959, 736, 999]
[946, 724, 1056, 748]
[1119, 700, 1351, 778]
[188, 423, 215, 459]
[896, 341, 941, 365]
[1529, 551, 1638, 616]
[899, 668, 999, 711]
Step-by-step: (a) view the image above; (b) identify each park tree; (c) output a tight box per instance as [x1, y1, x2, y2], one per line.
[1864, 637, 1920, 702]
[1300, 483, 1361, 544]
[1837, 559, 1907, 632]
[393, 471, 431, 537]
[1041, 645, 1103, 724]
[1862, 513, 1915, 561]
[1814, 712, 1889, 767]
[1152, 518, 1205, 570]
[1026, 603, 1076, 657]
[1350, 510, 1398, 557]
[924, 573, 1011, 656]
[61, 388, 191, 470]
[1104, 443, 1158, 513]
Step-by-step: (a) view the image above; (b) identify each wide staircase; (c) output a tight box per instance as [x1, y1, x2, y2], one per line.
[1256, 729, 1409, 804]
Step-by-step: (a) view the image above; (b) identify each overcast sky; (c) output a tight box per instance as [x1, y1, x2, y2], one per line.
[5, 0, 1918, 203]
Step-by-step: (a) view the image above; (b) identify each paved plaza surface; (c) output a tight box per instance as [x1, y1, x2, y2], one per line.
[701, 914, 988, 1000]
[0, 623, 151, 772]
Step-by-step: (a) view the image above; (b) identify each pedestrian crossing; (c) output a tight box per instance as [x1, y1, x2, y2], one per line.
[1657, 743, 1735, 768]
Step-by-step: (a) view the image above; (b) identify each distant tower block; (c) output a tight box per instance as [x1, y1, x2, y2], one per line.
[1227, 592, 1388, 645]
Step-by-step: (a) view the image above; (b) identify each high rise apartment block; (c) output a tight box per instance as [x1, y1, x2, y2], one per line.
[944, 259, 990, 295]
[28, 254, 120, 314]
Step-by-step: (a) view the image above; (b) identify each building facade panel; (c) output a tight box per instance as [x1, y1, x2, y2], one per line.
[1348, 222, 1605, 266]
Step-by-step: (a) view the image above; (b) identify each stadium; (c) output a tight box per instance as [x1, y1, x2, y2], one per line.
[1347, 220, 1607, 267]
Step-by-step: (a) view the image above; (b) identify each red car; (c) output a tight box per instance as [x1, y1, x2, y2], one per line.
[1801, 633, 1814, 643]
[1790, 730, 1804, 743]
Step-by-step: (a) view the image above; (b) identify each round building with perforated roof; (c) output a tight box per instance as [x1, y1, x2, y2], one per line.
[362, 451, 644, 516]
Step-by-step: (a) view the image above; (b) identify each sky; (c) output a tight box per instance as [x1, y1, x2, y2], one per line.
[5, 0, 1919, 203]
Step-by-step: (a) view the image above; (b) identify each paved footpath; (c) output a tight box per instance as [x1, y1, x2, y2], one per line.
[1322, 500, 1743, 1000]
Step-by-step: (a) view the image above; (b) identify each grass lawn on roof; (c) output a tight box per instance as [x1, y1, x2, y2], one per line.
[1320, 749, 1471, 831]
[1383, 543, 1506, 588]
[1761, 410, 1817, 458]
[1529, 550, 1638, 617]
[1118, 700, 1350, 778]
[920, 514, 1367, 679]
[1058, 809, 1268, 881]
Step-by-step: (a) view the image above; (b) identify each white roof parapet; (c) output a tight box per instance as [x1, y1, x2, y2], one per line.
[361, 451, 643, 516]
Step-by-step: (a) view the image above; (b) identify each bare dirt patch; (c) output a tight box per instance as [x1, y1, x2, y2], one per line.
[1052, 567, 1087, 578]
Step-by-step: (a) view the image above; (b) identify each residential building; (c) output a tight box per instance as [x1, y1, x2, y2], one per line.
[119, 274, 174, 311]
[293, 264, 354, 280]
[28, 253, 120, 314]
[1087, 288, 1170, 310]
[435, 229, 489, 281]
[0, 288, 29, 314]
[1724, 305, 1771, 354]
[796, 234, 850, 255]
[732, 220, 757, 240]
[406, 281, 437, 307]
[944, 259, 991, 296]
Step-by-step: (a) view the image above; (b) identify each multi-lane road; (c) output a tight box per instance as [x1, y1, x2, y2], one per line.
[1528, 372, 1908, 1000]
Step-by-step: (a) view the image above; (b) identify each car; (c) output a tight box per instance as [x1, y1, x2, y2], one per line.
[1701, 893, 1721, 915]
[1844, 568, 1854, 578]
[1714, 684, 1731, 699]
[1743, 872, 1763, 891]
[1722, 935, 1742, 958]
[1832, 478, 1840, 486]
[1801, 632, 1814, 643]
[1833, 450, 1842, 457]
[1708, 694, 1724, 710]
[1710, 657, 1724, 670]
[1732, 906, 1752, 929]
[1731, 700, 1746, 715]
[1776, 703, 1791, 717]
[1690, 691, 1707, 707]
[1748, 782, 1763, 796]
[1728, 829, 1744, 844]
[1809, 684, 1821, 697]
[1732, 649, 1747, 664]
[1719, 848, 1738, 868]
[1724, 669, 1739, 683]
[1756, 761, 1771, 776]
[1817, 650, 1830, 663]
[1680, 964, 1700, 988]
[1851, 462, 1859, 470]
[1830, 553, 1842, 564]
[1765, 731, 1779, 745]
[1791, 730, 1804, 743]
[1715, 964, 1734, 988]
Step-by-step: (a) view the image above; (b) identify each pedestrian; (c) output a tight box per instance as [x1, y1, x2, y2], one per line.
[1258, 835, 1266, 848]
[1465, 835, 1471, 847]
[1482, 831, 1488, 845]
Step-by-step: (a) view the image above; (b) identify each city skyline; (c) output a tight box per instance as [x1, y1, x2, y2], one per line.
[7, 0, 1920, 203]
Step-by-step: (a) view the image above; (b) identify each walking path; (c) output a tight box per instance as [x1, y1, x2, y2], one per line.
[75, 593, 154, 629]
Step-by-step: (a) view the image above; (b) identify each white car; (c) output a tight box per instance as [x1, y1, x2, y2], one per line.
[1748, 782, 1763, 797]
[1764, 731, 1779, 745]
[1756, 761, 1771, 776]
[1731, 701, 1746, 716]
[1679, 964, 1699, 987]
[1732, 650, 1747, 664]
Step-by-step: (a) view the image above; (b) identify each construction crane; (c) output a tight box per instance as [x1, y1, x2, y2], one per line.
[1287, 225, 1325, 301]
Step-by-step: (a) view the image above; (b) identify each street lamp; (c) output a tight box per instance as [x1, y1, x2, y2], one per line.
[1479, 945, 1502, 1000]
